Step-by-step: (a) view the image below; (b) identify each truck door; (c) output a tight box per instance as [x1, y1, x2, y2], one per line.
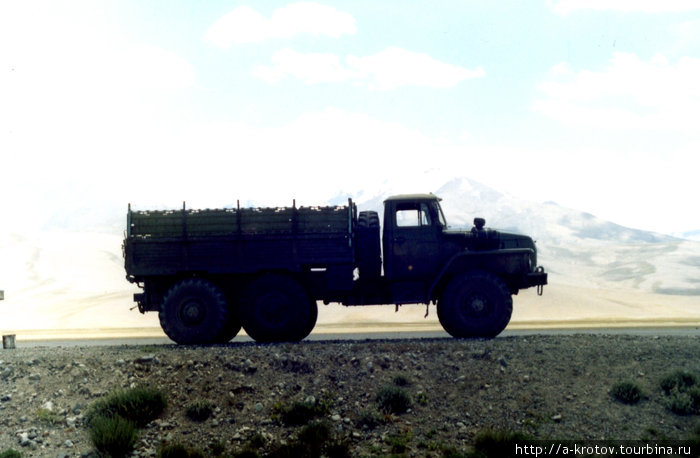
[385, 202, 441, 281]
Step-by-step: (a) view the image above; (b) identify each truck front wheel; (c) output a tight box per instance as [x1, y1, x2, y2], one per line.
[160, 279, 230, 345]
[437, 271, 512, 338]
[239, 274, 316, 343]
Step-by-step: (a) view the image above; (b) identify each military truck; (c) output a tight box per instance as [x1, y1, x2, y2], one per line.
[123, 194, 546, 344]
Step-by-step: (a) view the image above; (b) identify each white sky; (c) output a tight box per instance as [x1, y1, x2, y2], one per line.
[1, 1, 700, 235]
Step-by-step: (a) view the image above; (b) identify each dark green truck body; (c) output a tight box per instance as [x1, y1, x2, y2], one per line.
[124, 194, 547, 344]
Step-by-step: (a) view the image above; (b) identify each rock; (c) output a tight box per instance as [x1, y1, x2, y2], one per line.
[135, 355, 155, 364]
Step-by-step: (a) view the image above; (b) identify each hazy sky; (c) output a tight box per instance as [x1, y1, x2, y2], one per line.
[2, 0, 700, 235]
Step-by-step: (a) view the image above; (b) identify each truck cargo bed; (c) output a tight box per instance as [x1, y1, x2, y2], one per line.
[124, 202, 356, 279]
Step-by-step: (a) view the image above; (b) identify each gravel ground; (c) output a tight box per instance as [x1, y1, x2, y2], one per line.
[0, 334, 699, 457]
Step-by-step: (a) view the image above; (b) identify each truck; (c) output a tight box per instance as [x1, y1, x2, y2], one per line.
[123, 194, 547, 344]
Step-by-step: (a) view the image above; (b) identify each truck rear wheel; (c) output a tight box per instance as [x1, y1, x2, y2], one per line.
[239, 274, 315, 342]
[214, 312, 242, 343]
[437, 271, 512, 338]
[160, 279, 230, 345]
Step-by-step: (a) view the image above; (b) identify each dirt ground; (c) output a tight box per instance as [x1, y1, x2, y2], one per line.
[0, 333, 699, 457]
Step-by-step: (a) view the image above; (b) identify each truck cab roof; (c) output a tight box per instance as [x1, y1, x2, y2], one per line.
[383, 193, 442, 203]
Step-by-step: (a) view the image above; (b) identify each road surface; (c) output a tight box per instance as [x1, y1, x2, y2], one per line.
[4, 326, 699, 348]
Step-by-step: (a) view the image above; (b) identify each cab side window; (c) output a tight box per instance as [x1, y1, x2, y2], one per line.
[396, 203, 431, 227]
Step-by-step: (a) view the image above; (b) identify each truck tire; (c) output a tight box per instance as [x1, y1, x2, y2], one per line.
[357, 211, 381, 280]
[437, 271, 512, 338]
[160, 279, 230, 345]
[239, 274, 315, 342]
[214, 312, 242, 343]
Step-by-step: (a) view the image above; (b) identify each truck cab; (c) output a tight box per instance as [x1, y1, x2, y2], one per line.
[349, 194, 547, 337]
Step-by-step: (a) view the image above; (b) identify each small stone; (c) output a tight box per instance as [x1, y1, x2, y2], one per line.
[18, 432, 30, 446]
[254, 402, 263, 412]
[135, 355, 155, 364]
[64, 439, 74, 447]
[331, 414, 341, 421]
[551, 414, 562, 422]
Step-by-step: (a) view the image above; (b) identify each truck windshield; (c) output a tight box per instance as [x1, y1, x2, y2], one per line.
[432, 201, 448, 228]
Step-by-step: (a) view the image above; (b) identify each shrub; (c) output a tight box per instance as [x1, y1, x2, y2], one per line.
[36, 407, 62, 425]
[185, 401, 213, 422]
[86, 386, 167, 428]
[275, 400, 326, 426]
[689, 386, 700, 413]
[660, 370, 697, 394]
[232, 451, 261, 458]
[471, 429, 533, 458]
[246, 432, 267, 449]
[209, 440, 226, 456]
[267, 420, 349, 458]
[356, 409, 383, 430]
[0, 450, 22, 458]
[157, 443, 205, 458]
[297, 421, 332, 453]
[89, 415, 139, 458]
[611, 381, 644, 405]
[668, 388, 695, 415]
[386, 430, 413, 454]
[376, 385, 411, 414]
[392, 374, 411, 386]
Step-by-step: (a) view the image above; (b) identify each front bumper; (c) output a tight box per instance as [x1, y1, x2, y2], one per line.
[526, 266, 547, 295]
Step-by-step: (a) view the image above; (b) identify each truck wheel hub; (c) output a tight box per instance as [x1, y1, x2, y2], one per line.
[180, 299, 205, 326]
[466, 294, 489, 316]
[258, 293, 289, 324]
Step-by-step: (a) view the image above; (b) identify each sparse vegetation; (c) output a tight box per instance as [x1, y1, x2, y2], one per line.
[88, 414, 139, 458]
[468, 429, 534, 458]
[85, 386, 168, 457]
[185, 401, 214, 422]
[267, 420, 350, 458]
[356, 409, 383, 430]
[0, 450, 22, 458]
[376, 385, 412, 414]
[274, 399, 328, 426]
[386, 428, 413, 454]
[157, 442, 206, 458]
[36, 407, 62, 425]
[2, 335, 698, 456]
[86, 386, 167, 428]
[659, 370, 700, 415]
[660, 370, 698, 394]
[611, 381, 644, 404]
[392, 373, 411, 386]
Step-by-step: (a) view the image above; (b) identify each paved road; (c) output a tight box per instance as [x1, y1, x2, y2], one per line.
[5, 326, 699, 348]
